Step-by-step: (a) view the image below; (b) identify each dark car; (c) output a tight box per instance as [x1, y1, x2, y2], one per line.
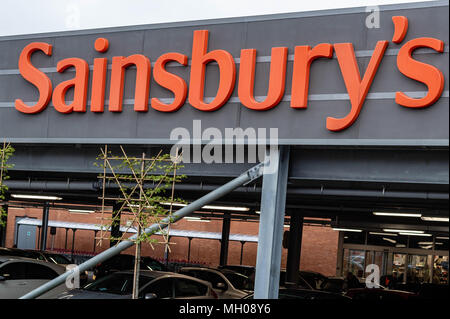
[243, 288, 352, 301]
[320, 277, 347, 293]
[57, 270, 217, 299]
[0, 247, 42, 259]
[279, 269, 314, 289]
[28, 250, 72, 265]
[0, 247, 71, 265]
[299, 271, 328, 290]
[345, 288, 416, 300]
[93, 254, 167, 279]
[413, 283, 450, 299]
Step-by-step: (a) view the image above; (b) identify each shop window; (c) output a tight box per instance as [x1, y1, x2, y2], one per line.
[343, 249, 365, 279]
[433, 256, 448, 284]
[392, 253, 407, 283]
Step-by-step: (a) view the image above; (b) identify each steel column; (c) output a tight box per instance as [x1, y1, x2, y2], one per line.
[40, 203, 49, 251]
[286, 214, 303, 285]
[254, 146, 290, 299]
[20, 163, 264, 299]
[219, 213, 231, 266]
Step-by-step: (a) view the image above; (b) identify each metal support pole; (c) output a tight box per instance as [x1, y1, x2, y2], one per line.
[20, 163, 263, 299]
[40, 203, 50, 251]
[37, 226, 41, 250]
[254, 146, 290, 299]
[71, 229, 76, 263]
[64, 228, 68, 250]
[219, 213, 231, 266]
[336, 231, 345, 276]
[240, 241, 246, 265]
[187, 237, 193, 262]
[286, 214, 303, 285]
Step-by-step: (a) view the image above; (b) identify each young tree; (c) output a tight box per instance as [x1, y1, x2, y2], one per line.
[0, 142, 14, 228]
[96, 145, 185, 299]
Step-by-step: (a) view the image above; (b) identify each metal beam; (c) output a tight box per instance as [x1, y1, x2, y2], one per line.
[219, 213, 231, 266]
[20, 163, 264, 299]
[40, 203, 49, 251]
[254, 146, 290, 299]
[286, 214, 303, 285]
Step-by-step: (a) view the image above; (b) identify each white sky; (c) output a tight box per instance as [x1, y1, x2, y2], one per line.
[0, 0, 435, 37]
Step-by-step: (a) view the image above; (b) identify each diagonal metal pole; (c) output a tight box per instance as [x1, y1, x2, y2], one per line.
[20, 163, 263, 299]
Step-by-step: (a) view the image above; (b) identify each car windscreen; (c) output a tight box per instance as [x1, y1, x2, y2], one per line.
[45, 253, 71, 264]
[221, 271, 254, 290]
[84, 273, 154, 295]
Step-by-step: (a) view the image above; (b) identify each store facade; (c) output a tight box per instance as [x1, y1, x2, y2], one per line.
[0, 1, 448, 298]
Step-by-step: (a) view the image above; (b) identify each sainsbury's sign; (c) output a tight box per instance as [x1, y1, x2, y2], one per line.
[14, 16, 445, 132]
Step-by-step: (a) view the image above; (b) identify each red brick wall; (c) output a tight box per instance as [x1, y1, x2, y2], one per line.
[4, 207, 338, 276]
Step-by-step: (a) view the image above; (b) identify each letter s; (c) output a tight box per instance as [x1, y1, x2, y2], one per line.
[15, 42, 53, 114]
[396, 38, 444, 108]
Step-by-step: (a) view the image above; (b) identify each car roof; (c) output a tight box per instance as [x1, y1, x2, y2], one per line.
[111, 270, 213, 287]
[0, 255, 66, 273]
[0, 255, 37, 263]
[115, 270, 182, 278]
[180, 266, 219, 272]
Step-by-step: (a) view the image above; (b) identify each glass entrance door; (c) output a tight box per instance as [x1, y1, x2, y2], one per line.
[344, 249, 365, 279]
[392, 253, 407, 283]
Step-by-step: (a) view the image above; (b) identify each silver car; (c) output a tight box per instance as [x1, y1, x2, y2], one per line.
[0, 256, 66, 299]
[179, 267, 254, 299]
[57, 270, 217, 299]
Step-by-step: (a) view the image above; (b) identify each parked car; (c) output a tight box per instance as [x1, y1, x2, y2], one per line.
[413, 283, 450, 299]
[279, 269, 314, 289]
[243, 287, 352, 301]
[0, 256, 67, 299]
[345, 287, 416, 300]
[92, 254, 167, 279]
[179, 267, 253, 299]
[319, 276, 347, 294]
[218, 265, 256, 278]
[28, 250, 72, 265]
[299, 271, 328, 290]
[56, 270, 217, 299]
[0, 247, 71, 265]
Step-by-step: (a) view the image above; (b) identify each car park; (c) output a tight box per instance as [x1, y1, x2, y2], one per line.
[179, 267, 253, 299]
[56, 270, 217, 299]
[0, 256, 67, 299]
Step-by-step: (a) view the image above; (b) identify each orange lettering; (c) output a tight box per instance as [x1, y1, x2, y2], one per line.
[327, 41, 388, 131]
[291, 44, 333, 108]
[109, 55, 151, 112]
[151, 52, 188, 112]
[189, 30, 236, 111]
[91, 38, 109, 112]
[15, 42, 53, 114]
[52, 58, 89, 113]
[238, 47, 288, 111]
[395, 38, 444, 108]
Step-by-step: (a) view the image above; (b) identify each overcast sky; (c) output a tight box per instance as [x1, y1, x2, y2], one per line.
[0, 0, 435, 37]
